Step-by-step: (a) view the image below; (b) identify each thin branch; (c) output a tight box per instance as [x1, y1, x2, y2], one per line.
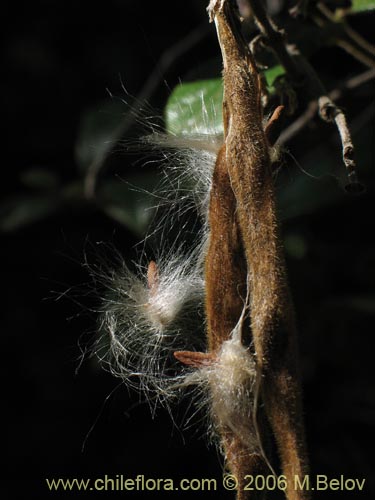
[245, 0, 303, 84]
[311, 4, 375, 69]
[289, 0, 310, 18]
[317, 2, 375, 58]
[244, 0, 366, 191]
[279, 68, 375, 143]
[288, 54, 366, 190]
[336, 39, 375, 70]
[279, 101, 317, 143]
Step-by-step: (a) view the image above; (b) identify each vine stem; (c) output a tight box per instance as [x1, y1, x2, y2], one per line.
[279, 68, 375, 145]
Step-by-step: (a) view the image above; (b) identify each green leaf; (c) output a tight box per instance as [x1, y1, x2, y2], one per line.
[165, 79, 223, 136]
[0, 196, 60, 232]
[97, 173, 159, 235]
[164, 68, 286, 137]
[75, 100, 127, 173]
[351, 0, 375, 12]
[264, 65, 285, 88]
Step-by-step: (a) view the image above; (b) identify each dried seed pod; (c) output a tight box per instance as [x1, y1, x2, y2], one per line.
[206, 2, 310, 498]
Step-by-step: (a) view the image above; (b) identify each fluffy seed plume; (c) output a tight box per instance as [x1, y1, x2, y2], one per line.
[142, 131, 222, 220]
[175, 306, 260, 453]
[96, 250, 205, 403]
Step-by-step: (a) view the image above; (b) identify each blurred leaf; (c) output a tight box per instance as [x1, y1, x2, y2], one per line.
[165, 79, 223, 136]
[277, 170, 343, 220]
[276, 132, 347, 220]
[0, 196, 60, 232]
[264, 65, 285, 88]
[75, 100, 127, 173]
[277, 110, 372, 219]
[20, 167, 59, 190]
[284, 233, 308, 259]
[350, 0, 375, 12]
[97, 173, 159, 235]
[61, 181, 85, 202]
[328, 295, 375, 314]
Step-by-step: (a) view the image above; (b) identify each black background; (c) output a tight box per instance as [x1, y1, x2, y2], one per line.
[2, 1, 374, 499]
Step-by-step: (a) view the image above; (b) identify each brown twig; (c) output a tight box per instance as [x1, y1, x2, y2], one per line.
[289, 53, 365, 191]
[289, 0, 310, 18]
[317, 2, 375, 59]
[280, 68, 375, 143]
[245, 0, 303, 84]
[336, 39, 375, 69]
[311, 3, 375, 69]
[240, 0, 365, 192]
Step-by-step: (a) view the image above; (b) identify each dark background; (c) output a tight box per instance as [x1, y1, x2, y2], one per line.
[2, 1, 374, 499]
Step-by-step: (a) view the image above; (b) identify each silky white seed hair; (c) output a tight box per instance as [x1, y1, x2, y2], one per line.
[95, 248, 205, 404]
